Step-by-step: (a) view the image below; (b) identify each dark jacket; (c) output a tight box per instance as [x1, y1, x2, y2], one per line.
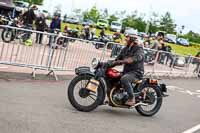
[23, 9, 36, 25]
[100, 30, 106, 38]
[116, 45, 144, 77]
[35, 17, 47, 31]
[50, 18, 61, 30]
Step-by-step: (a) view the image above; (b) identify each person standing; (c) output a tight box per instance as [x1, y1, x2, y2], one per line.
[84, 25, 90, 40]
[22, 5, 38, 43]
[22, 5, 37, 26]
[48, 14, 61, 46]
[35, 13, 47, 44]
[91, 26, 96, 40]
[151, 36, 162, 50]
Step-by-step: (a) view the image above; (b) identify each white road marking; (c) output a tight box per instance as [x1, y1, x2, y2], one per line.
[166, 86, 175, 91]
[186, 90, 194, 96]
[167, 86, 185, 90]
[182, 124, 200, 133]
[167, 86, 200, 98]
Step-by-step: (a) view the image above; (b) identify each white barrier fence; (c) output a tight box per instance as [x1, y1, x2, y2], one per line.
[0, 25, 199, 80]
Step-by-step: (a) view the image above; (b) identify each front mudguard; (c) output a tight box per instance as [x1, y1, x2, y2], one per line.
[75, 67, 107, 104]
[158, 83, 169, 97]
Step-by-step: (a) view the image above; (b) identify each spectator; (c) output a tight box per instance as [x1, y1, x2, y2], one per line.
[22, 5, 37, 26]
[144, 37, 151, 48]
[35, 13, 47, 44]
[63, 25, 68, 33]
[48, 14, 61, 46]
[21, 5, 38, 43]
[91, 26, 96, 40]
[151, 36, 162, 50]
[100, 28, 106, 38]
[84, 25, 90, 40]
[158, 40, 167, 64]
[113, 30, 122, 43]
[165, 45, 174, 67]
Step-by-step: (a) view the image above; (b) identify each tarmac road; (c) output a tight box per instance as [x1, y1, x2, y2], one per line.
[0, 78, 199, 133]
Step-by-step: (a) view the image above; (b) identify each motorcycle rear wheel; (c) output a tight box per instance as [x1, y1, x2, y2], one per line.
[135, 85, 163, 116]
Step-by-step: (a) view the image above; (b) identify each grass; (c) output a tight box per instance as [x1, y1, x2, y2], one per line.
[167, 43, 199, 56]
[61, 22, 200, 56]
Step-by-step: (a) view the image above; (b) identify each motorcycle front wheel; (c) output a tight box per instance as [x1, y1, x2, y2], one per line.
[1, 29, 14, 43]
[68, 75, 104, 112]
[135, 85, 163, 116]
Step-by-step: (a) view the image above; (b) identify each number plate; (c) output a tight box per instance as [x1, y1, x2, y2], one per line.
[86, 79, 99, 93]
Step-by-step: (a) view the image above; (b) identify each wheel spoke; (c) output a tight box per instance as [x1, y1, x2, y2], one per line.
[88, 95, 96, 101]
[73, 78, 98, 107]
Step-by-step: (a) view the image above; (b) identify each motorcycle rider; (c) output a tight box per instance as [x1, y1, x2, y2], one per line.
[112, 35, 144, 106]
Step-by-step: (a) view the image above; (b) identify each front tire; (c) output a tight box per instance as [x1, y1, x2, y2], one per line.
[135, 85, 163, 116]
[1, 29, 13, 43]
[68, 75, 104, 112]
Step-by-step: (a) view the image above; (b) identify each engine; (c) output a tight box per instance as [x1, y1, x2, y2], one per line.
[113, 91, 129, 104]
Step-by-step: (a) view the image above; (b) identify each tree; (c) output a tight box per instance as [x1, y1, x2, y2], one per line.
[13, 0, 44, 5]
[122, 13, 146, 32]
[148, 12, 160, 34]
[183, 31, 200, 43]
[108, 14, 118, 24]
[83, 6, 100, 22]
[159, 12, 175, 33]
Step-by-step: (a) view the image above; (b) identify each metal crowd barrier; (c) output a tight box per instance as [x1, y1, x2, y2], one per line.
[0, 25, 199, 80]
[0, 25, 106, 80]
[107, 42, 200, 78]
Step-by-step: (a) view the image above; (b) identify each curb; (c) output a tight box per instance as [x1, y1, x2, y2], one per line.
[0, 71, 75, 81]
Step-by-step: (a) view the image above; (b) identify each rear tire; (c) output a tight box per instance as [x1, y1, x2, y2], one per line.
[68, 75, 104, 112]
[135, 85, 163, 116]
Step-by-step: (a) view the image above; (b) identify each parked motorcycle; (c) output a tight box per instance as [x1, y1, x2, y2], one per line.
[94, 36, 112, 49]
[66, 28, 79, 42]
[68, 58, 168, 116]
[1, 16, 32, 44]
[55, 30, 69, 48]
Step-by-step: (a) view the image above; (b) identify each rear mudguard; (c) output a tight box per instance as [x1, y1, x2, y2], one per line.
[137, 79, 168, 97]
[75, 67, 107, 104]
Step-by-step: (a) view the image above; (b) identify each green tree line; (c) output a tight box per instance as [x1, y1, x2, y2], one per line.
[13, 0, 43, 5]
[81, 6, 200, 44]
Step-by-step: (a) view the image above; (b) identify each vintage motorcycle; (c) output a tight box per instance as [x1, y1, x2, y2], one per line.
[68, 58, 168, 116]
